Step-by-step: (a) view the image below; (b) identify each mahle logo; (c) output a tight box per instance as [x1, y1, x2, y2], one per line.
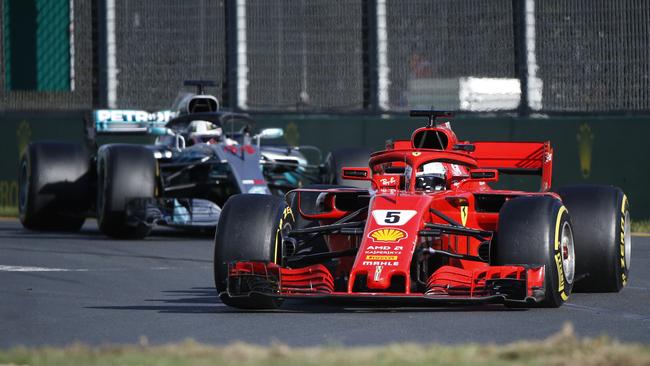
[17, 120, 31, 158]
[577, 123, 594, 178]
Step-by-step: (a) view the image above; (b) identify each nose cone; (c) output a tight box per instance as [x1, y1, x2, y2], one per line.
[348, 194, 432, 293]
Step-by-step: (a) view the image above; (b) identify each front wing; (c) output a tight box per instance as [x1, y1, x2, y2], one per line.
[224, 261, 546, 305]
[126, 198, 221, 228]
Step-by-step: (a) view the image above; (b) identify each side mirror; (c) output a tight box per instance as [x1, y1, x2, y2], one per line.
[259, 128, 284, 140]
[148, 126, 171, 136]
[453, 143, 476, 152]
[469, 168, 498, 182]
[341, 167, 372, 181]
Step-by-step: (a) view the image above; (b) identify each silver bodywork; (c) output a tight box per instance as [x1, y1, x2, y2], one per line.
[94, 91, 316, 230]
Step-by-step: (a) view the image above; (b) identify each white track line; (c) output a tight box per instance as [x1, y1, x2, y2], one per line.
[0, 265, 88, 272]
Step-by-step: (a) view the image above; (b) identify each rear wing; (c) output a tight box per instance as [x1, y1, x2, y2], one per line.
[471, 141, 553, 191]
[93, 109, 175, 135]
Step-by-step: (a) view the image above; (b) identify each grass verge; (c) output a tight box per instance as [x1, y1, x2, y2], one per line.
[1, 325, 649, 366]
[632, 219, 650, 234]
[0, 206, 17, 217]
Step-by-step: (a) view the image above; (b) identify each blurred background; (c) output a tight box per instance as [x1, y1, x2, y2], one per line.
[0, 0, 648, 216]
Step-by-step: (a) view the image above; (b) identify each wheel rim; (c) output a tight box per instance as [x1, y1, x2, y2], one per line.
[18, 160, 28, 213]
[561, 221, 575, 285]
[624, 210, 632, 270]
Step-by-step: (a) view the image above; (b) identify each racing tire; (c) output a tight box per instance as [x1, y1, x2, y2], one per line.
[97, 144, 156, 239]
[19, 141, 91, 231]
[493, 195, 575, 308]
[323, 147, 372, 189]
[214, 194, 294, 309]
[556, 185, 630, 292]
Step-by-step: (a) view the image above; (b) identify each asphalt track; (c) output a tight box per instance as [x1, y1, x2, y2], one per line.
[1, 218, 649, 348]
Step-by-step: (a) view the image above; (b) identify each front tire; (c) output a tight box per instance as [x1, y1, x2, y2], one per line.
[214, 194, 294, 309]
[97, 144, 156, 239]
[493, 195, 575, 307]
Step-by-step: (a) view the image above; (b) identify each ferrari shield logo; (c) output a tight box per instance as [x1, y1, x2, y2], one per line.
[460, 206, 468, 226]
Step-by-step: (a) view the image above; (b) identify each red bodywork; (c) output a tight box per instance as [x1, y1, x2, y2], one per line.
[227, 116, 557, 305]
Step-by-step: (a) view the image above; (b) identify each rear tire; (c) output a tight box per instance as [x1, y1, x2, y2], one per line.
[19, 141, 91, 231]
[493, 195, 574, 307]
[214, 194, 294, 309]
[97, 144, 156, 239]
[323, 147, 371, 189]
[556, 185, 630, 292]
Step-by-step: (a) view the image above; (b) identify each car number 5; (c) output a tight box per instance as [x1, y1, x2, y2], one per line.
[384, 211, 401, 224]
[371, 210, 417, 226]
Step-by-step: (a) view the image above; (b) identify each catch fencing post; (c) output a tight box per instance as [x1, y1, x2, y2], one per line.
[512, 0, 529, 116]
[363, 0, 389, 113]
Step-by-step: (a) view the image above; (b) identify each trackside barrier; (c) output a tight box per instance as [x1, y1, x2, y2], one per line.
[0, 112, 648, 217]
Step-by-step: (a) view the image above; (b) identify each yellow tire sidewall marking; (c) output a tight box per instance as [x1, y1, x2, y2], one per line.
[554, 206, 569, 301]
[274, 206, 294, 264]
[620, 194, 628, 285]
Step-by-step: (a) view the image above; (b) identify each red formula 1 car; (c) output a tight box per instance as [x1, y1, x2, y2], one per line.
[213, 110, 631, 309]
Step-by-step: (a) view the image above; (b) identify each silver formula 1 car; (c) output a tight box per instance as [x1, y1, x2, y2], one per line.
[19, 81, 370, 238]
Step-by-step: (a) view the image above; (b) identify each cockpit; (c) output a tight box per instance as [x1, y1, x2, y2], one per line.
[186, 120, 223, 145]
[370, 155, 471, 193]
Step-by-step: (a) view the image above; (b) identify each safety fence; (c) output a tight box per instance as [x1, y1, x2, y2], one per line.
[1, 0, 648, 113]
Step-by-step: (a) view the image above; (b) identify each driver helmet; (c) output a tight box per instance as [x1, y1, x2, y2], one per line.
[188, 120, 222, 144]
[415, 162, 447, 191]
